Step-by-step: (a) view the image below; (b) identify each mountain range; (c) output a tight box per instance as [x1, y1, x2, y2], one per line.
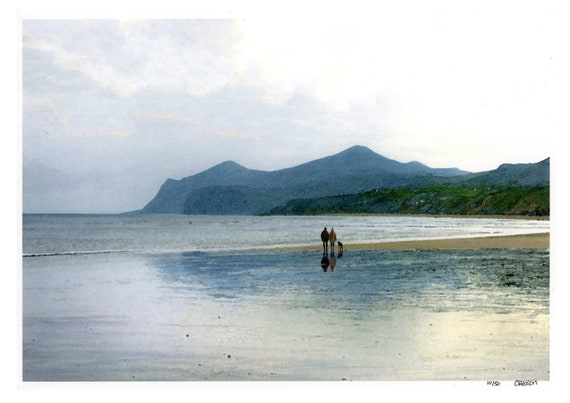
[134, 145, 549, 215]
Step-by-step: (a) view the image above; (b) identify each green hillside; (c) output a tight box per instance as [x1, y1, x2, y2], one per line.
[266, 184, 549, 217]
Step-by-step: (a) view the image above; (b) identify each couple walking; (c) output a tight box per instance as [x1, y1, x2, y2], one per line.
[320, 227, 337, 253]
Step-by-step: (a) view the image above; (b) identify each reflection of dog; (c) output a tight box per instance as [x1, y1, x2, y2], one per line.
[337, 241, 344, 257]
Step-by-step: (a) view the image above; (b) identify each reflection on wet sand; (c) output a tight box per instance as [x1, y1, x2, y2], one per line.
[321, 250, 342, 272]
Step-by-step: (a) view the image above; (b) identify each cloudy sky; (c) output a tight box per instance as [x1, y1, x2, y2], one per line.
[21, 2, 563, 213]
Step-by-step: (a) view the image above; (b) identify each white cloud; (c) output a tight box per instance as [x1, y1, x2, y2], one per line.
[24, 20, 242, 98]
[237, 2, 563, 140]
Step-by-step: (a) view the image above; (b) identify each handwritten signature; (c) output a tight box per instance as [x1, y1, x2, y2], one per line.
[514, 379, 538, 386]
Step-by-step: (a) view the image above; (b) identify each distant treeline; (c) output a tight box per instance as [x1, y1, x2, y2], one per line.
[265, 184, 549, 217]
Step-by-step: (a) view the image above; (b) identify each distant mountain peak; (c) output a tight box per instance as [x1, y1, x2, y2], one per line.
[204, 160, 248, 173]
[217, 160, 246, 168]
[337, 145, 377, 156]
[344, 144, 373, 151]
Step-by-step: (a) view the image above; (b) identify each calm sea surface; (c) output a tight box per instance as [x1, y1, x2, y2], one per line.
[22, 214, 550, 381]
[22, 214, 549, 255]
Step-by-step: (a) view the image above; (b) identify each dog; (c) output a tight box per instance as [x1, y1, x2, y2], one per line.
[337, 241, 344, 257]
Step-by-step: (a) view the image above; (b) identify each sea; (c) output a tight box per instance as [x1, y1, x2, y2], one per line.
[22, 214, 550, 382]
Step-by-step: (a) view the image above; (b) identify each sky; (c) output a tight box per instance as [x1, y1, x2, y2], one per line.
[19, 1, 565, 213]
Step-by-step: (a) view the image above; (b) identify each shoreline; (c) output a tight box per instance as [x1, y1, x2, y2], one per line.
[260, 213, 550, 221]
[24, 212, 550, 220]
[261, 233, 550, 252]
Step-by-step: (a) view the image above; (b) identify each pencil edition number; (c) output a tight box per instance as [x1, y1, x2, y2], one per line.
[487, 380, 501, 386]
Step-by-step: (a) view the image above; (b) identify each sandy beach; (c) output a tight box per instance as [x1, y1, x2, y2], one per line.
[346, 232, 550, 250]
[269, 232, 549, 252]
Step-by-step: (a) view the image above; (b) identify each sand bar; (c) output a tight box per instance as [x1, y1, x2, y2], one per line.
[264, 232, 550, 252]
[346, 232, 549, 250]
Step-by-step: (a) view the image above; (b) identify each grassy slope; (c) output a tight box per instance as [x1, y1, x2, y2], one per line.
[267, 184, 549, 217]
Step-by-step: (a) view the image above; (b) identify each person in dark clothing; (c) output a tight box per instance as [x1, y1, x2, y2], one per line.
[320, 227, 330, 253]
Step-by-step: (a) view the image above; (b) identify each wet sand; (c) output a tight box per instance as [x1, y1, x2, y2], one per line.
[266, 233, 549, 252]
[23, 247, 550, 381]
